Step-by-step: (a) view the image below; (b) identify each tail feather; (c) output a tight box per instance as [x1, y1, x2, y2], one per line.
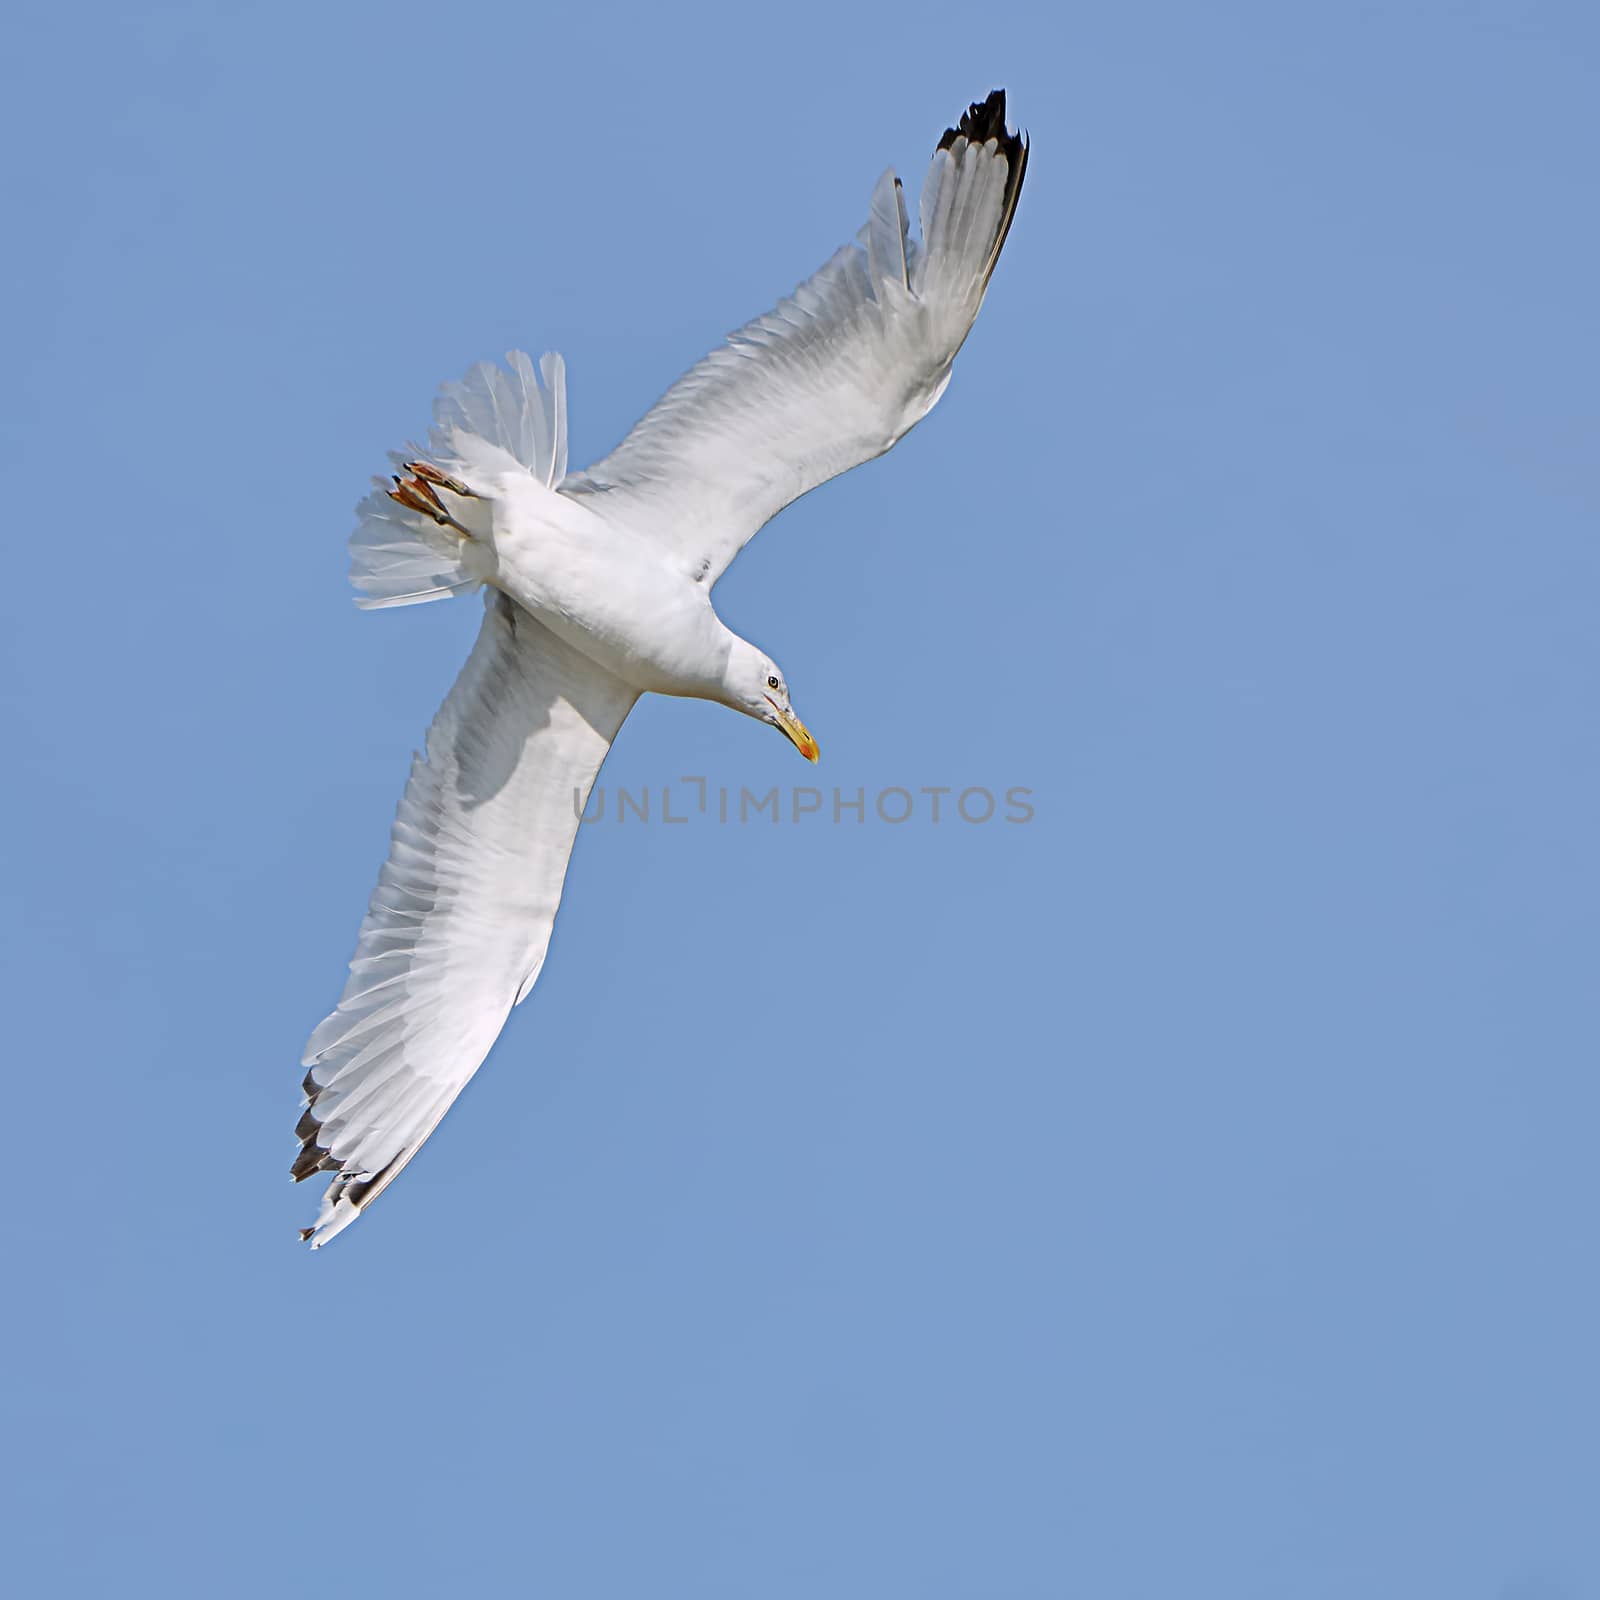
[347, 350, 568, 610]
[433, 350, 568, 488]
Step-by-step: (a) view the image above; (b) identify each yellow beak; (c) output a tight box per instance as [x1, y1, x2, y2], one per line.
[767, 697, 820, 763]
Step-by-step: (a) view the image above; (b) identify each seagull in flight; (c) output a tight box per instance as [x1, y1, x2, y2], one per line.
[295, 90, 1029, 1246]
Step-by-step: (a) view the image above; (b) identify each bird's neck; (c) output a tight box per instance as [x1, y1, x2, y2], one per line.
[711, 633, 767, 720]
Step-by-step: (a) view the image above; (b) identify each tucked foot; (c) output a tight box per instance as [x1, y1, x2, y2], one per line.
[407, 460, 478, 498]
[388, 461, 477, 536]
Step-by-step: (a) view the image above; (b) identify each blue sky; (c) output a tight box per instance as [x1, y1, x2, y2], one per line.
[3, 1, 1596, 1594]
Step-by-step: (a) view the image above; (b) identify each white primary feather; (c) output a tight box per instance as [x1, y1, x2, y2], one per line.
[864, 168, 911, 294]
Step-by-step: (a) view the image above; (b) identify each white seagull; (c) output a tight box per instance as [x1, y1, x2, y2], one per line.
[295, 90, 1029, 1246]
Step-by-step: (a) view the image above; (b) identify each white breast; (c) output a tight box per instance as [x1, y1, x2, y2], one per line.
[486, 469, 729, 696]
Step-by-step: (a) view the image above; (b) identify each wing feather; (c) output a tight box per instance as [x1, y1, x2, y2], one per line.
[865, 168, 911, 293]
[294, 591, 637, 1246]
[562, 90, 1027, 587]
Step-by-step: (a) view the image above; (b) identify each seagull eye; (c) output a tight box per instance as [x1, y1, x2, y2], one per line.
[767, 675, 780, 690]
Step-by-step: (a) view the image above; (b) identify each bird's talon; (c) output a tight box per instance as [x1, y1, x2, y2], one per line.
[388, 473, 472, 537]
[406, 460, 477, 499]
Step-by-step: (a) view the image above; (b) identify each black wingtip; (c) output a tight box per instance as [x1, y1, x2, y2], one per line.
[936, 89, 1030, 287]
[938, 88, 1013, 153]
[290, 1060, 407, 1240]
[290, 1069, 341, 1184]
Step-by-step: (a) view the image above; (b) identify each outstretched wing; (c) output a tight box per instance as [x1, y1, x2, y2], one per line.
[562, 90, 1028, 587]
[294, 591, 637, 1247]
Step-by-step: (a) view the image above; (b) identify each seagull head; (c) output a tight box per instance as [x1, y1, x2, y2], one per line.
[721, 639, 820, 763]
